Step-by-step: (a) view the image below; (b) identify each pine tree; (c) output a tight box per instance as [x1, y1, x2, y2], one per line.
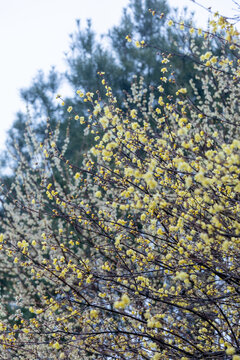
[0, 0, 199, 179]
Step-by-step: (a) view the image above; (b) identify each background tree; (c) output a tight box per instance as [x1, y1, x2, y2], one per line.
[0, 0, 199, 179]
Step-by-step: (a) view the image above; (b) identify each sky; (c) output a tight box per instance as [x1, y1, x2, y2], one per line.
[0, 0, 239, 152]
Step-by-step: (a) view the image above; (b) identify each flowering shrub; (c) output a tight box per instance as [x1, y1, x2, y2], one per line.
[0, 9, 240, 360]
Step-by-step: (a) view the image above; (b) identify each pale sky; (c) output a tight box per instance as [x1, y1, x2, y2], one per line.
[0, 0, 238, 151]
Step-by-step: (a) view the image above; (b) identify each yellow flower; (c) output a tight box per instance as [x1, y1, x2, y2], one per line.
[194, 133, 201, 142]
[90, 309, 98, 319]
[35, 309, 43, 314]
[99, 116, 109, 128]
[122, 294, 130, 306]
[175, 272, 188, 281]
[226, 346, 235, 355]
[114, 294, 130, 309]
[76, 90, 84, 97]
[233, 355, 240, 360]
[131, 122, 138, 130]
[130, 109, 137, 118]
[95, 191, 102, 198]
[179, 22, 184, 30]
[141, 213, 146, 221]
[210, 56, 217, 64]
[205, 51, 212, 59]
[53, 341, 61, 350]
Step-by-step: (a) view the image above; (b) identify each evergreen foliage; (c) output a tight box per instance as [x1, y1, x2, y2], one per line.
[0, 0, 198, 176]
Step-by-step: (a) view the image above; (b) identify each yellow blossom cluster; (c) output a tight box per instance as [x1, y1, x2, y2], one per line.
[0, 6, 240, 360]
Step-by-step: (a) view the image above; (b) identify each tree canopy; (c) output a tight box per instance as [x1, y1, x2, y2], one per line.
[0, 3, 240, 359]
